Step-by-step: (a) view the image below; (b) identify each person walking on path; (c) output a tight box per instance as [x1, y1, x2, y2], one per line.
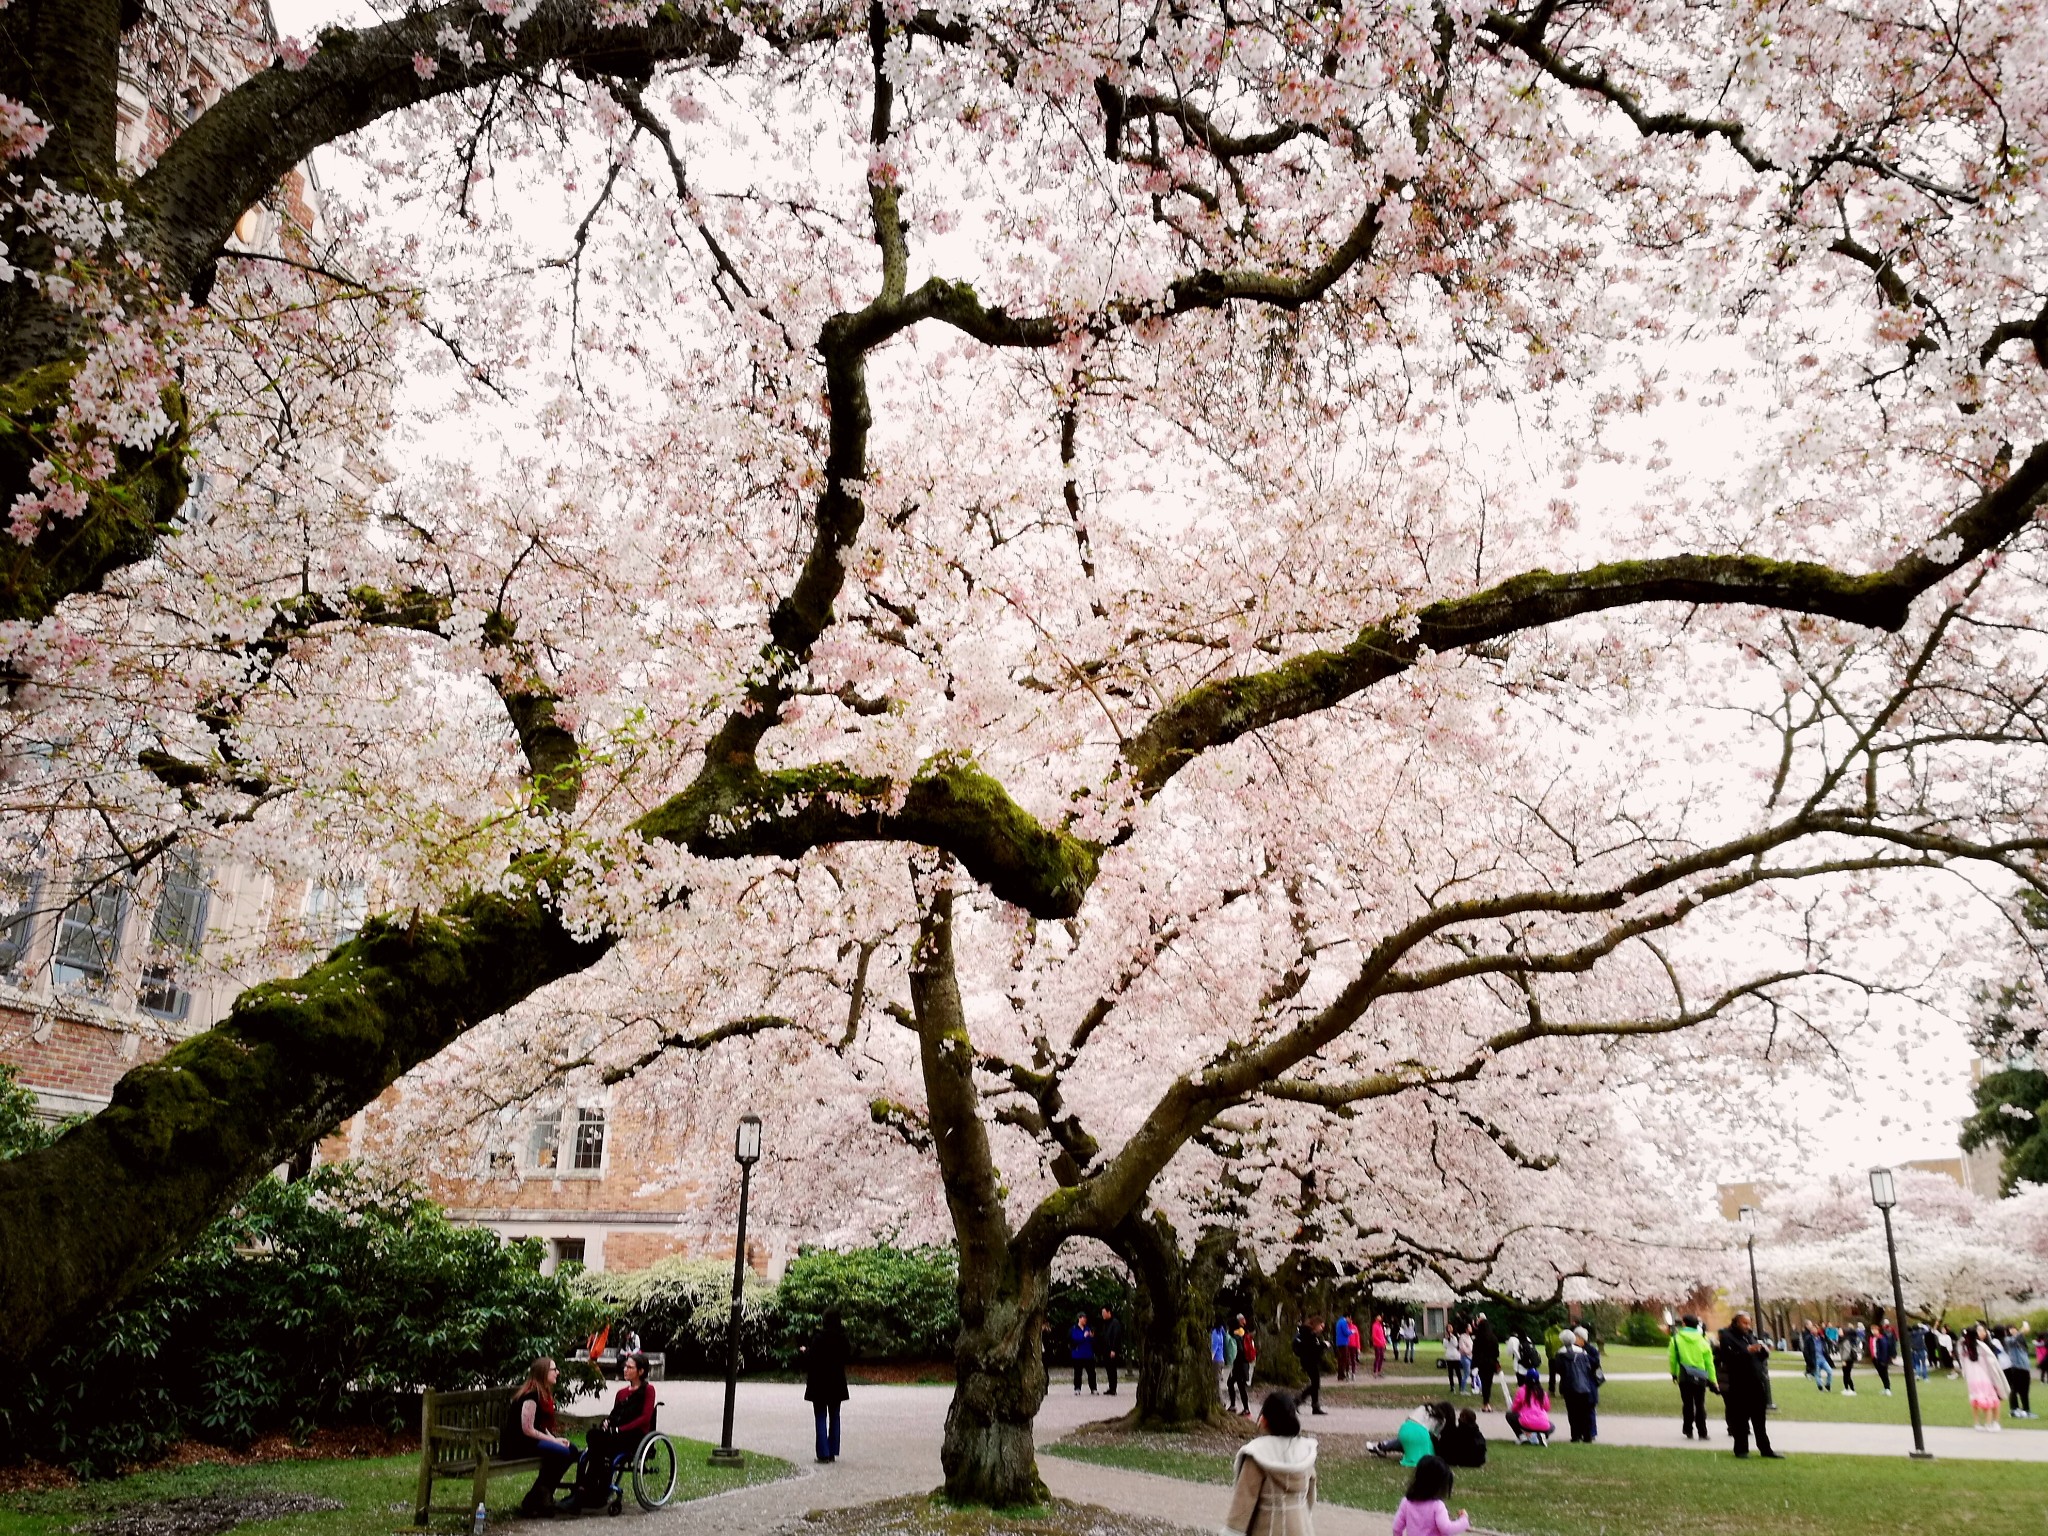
[1294, 1314, 1330, 1416]
[1098, 1305, 1125, 1397]
[1228, 1314, 1256, 1415]
[1999, 1326, 2033, 1418]
[1810, 1326, 1834, 1392]
[1222, 1390, 1318, 1536]
[1332, 1315, 1355, 1381]
[1873, 1323, 1897, 1396]
[1471, 1315, 1499, 1412]
[1715, 1313, 1782, 1459]
[1069, 1312, 1098, 1395]
[1214, 1322, 1232, 1406]
[1389, 1456, 1469, 1536]
[508, 1357, 578, 1518]
[1668, 1314, 1718, 1441]
[1400, 1315, 1418, 1363]
[1909, 1322, 1930, 1381]
[1959, 1325, 2004, 1430]
[1840, 1324, 1859, 1396]
[1554, 1328, 1600, 1444]
[801, 1309, 851, 1464]
[1371, 1315, 1390, 1378]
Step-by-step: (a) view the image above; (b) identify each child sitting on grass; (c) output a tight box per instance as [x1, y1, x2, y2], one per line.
[1389, 1454, 1469, 1536]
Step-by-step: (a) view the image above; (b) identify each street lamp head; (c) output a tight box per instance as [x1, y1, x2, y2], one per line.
[1869, 1165, 1896, 1210]
[735, 1114, 763, 1167]
[1737, 1205, 1754, 1225]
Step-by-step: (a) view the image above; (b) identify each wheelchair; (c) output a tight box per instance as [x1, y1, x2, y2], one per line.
[556, 1409, 679, 1515]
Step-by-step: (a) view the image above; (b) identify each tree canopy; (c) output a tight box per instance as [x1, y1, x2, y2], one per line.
[2, 0, 2047, 1496]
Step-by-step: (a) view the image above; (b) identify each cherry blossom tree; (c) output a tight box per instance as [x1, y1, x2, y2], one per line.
[1748, 1170, 2048, 1321]
[1, 0, 2047, 1505]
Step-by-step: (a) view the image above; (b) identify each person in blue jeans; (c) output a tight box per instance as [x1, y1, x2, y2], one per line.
[1811, 1330, 1834, 1392]
[802, 1309, 851, 1463]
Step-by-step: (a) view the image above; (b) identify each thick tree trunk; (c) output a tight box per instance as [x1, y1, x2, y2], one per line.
[1116, 1210, 1233, 1428]
[941, 1250, 1052, 1506]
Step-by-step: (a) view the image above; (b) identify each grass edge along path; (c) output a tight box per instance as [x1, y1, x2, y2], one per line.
[1045, 1432, 2048, 1536]
[1327, 1365, 2046, 1433]
[0, 1436, 793, 1536]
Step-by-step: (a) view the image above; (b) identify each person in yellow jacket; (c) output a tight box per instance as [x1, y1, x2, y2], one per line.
[1669, 1315, 1720, 1441]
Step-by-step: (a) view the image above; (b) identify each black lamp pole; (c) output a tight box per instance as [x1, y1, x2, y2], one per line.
[712, 1114, 763, 1467]
[1741, 1208, 1775, 1413]
[1871, 1167, 1932, 1460]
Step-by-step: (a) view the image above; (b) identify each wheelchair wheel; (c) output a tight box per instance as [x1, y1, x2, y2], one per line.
[631, 1434, 678, 1510]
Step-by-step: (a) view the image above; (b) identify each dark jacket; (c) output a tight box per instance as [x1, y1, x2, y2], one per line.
[1293, 1325, 1327, 1377]
[803, 1322, 851, 1405]
[1715, 1323, 1771, 1404]
[1555, 1344, 1599, 1398]
[1439, 1418, 1487, 1468]
[1098, 1315, 1125, 1358]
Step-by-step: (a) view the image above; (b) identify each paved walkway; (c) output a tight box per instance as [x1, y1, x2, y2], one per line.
[639, 1379, 1392, 1535]
[634, 1375, 2048, 1536]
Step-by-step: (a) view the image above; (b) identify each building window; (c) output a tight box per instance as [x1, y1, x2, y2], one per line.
[527, 1107, 605, 1174]
[304, 876, 368, 947]
[550, 1237, 586, 1271]
[51, 873, 125, 993]
[138, 850, 210, 1021]
[0, 866, 42, 978]
[528, 1111, 561, 1171]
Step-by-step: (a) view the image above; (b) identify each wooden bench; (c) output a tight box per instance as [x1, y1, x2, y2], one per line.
[413, 1386, 540, 1526]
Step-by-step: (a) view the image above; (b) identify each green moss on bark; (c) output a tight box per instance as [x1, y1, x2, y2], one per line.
[0, 355, 189, 622]
[0, 866, 609, 1369]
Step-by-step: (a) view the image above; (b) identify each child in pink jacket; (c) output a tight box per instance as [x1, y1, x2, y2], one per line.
[1507, 1379, 1554, 1446]
[1390, 1456, 1469, 1536]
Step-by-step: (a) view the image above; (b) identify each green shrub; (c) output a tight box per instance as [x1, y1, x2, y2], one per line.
[578, 1256, 782, 1375]
[1622, 1309, 1668, 1348]
[776, 1245, 959, 1364]
[0, 1061, 58, 1159]
[3, 1166, 600, 1476]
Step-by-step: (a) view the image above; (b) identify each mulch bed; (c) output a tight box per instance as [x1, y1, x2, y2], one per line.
[781, 1493, 1201, 1536]
[0, 1425, 419, 1495]
[69, 1494, 342, 1536]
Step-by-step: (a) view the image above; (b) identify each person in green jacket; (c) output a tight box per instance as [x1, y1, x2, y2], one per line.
[1371, 1402, 1454, 1466]
[1669, 1315, 1720, 1440]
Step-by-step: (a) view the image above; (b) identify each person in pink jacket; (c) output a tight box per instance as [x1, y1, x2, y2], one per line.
[1371, 1316, 1390, 1378]
[1506, 1379, 1553, 1446]
[1389, 1455, 1469, 1536]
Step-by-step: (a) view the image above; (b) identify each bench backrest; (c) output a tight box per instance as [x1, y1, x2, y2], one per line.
[422, 1387, 521, 1467]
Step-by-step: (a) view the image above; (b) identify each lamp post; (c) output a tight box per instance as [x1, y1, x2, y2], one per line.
[1869, 1166, 1932, 1460]
[1739, 1206, 1775, 1412]
[711, 1114, 764, 1467]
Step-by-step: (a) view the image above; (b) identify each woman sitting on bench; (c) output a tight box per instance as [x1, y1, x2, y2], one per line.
[509, 1358, 577, 1519]
[574, 1352, 659, 1507]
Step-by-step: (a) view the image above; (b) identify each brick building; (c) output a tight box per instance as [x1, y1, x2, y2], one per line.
[0, 0, 357, 1126]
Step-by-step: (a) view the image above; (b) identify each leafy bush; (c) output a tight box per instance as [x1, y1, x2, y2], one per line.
[775, 1244, 959, 1364]
[578, 1256, 782, 1375]
[0, 1061, 58, 1159]
[3, 1166, 600, 1476]
[1622, 1309, 1669, 1348]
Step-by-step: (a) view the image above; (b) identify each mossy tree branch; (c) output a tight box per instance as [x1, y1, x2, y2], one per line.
[0, 864, 609, 1368]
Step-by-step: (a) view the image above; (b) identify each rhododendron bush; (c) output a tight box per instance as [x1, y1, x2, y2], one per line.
[3, 0, 2048, 1502]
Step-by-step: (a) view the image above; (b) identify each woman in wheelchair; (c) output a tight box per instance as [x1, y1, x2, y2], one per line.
[572, 1352, 658, 1509]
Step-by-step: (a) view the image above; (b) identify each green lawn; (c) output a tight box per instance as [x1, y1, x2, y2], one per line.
[0, 1437, 791, 1536]
[1046, 1434, 2048, 1536]
[1329, 1361, 2043, 1432]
